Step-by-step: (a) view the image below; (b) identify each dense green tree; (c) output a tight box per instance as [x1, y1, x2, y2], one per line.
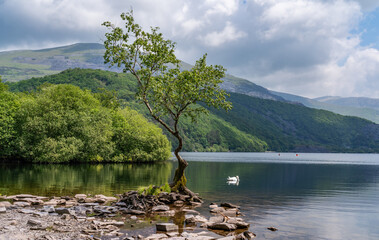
[103, 11, 231, 192]
[15, 84, 115, 163]
[112, 107, 171, 162]
[0, 80, 20, 158]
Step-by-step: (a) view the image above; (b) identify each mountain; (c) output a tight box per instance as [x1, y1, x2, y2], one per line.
[0, 43, 377, 123]
[315, 96, 379, 111]
[272, 91, 379, 124]
[7, 68, 379, 153]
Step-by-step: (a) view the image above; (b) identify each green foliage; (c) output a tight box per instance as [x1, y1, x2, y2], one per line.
[0, 83, 20, 158]
[103, 10, 231, 143]
[112, 107, 171, 162]
[137, 183, 171, 196]
[15, 84, 114, 163]
[210, 93, 379, 152]
[8, 84, 171, 163]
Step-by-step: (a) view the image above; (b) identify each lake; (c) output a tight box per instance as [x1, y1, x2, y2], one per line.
[1, 152, 379, 239]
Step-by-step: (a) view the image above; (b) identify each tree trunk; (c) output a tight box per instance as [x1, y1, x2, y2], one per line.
[171, 134, 188, 191]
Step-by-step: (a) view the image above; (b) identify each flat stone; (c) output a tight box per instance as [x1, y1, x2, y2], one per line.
[16, 194, 36, 198]
[13, 202, 31, 207]
[27, 219, 42, 226]
[43, 206, 55, 213]
[236, 231, 256, 239]
[121, 209, 145, 215]
[209, 204, 218, 209]
[220, 202, 240, 209]
[210, 207, 225, 213]
[185, 215, 196, 224]
[0, 202, 12, 207]
[194, 215, 208, 223]
[75, 194, 87, 199]
[208, 223, 237, 231]
[223, 209, 239, 217]
[33, 211, 49, 217]
[0, 207, 6, 213]
[209, 216, 224, 223]
[43, 200, 58, 206]
[19, 209, 35, 214]
[82, 203, 99, 207]
[152, 205, 170, 212]
[145, 233, 168, 239]
[156, 223, 179, 232]
[55, 207, 71, 215]
[115, 202, 127, 207]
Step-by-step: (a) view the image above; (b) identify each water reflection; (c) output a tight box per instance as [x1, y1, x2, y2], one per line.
[0, 162, 172, 196]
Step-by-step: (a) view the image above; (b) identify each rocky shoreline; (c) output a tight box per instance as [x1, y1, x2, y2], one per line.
[0, 192, 256, 240]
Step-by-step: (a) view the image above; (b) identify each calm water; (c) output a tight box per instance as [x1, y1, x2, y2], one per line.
[1, 152, 379, 239]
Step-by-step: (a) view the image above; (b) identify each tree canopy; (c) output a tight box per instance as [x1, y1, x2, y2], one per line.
[0, 83, 171, 163]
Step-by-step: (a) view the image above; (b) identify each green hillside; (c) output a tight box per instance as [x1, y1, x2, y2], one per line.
[271, 91, 379, 124]
[7, 68, 378, 153]
[7, 68, 268, 152]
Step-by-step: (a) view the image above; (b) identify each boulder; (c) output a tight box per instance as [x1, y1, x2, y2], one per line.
[221, 202, 240, 209]
[0, 201, 12, 207]
[27, 219, 42, 226]
[55, 207, 72, 215]
[236, 231, 256, 239]
[74, 194, 87, 199]
[210, 207, 225, 213]
[0, 207, 6, 213]
[156, 223, 179, 232]
[13, 202, 31, 207]
[207, 222, 237, 231]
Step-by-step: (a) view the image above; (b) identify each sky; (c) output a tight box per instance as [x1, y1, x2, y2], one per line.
[0, 0, 379, 98]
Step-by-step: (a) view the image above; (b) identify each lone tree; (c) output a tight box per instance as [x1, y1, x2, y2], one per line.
[103, 11, 231, 194]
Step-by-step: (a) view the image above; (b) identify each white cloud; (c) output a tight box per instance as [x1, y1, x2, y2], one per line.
[0, 0, 379, 98]
[201, 21, 247, 47]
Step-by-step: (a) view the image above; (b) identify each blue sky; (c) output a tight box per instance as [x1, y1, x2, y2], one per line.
[0, 0, 378, 98]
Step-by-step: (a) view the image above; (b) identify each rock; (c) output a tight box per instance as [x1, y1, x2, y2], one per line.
[185, 215, 196, 225]
[267, 226, 278, 231]
[218, 237, 235, 240]
[210, 207, 225, 213]
[194, 215, 208, 223]
[156, 223, 179, 232]
[209, 216, 225, 223]
[75, 194, 87, 199]
[0, 201, 12, 207]
[174, 200, 184, 206]
[82, 202, 99, 207]
[84, 198, 96, 203]
[0, 207, 6, 213]
[152, 205, 170, 212]
[207, 222, 237, 231]
[15, 194, 35, 198]
[223, 208, 239, 217]
[156, 210, 175, 216]
[145, 233, 168, 239]
[130, 216, 138, 220]
[19, 209, 35, 214]
[182, 209, 200, 215]
[209, 204, 218, 209]
[220, 202, 240, 209]
[43, 205, 55, 213]
[116, 202, 127, 207]
[44, 200, 59, 206]
[120, 209, 146, 215]
[55, 207, 72, 215]
[13, 202, 31, 207]
[236, 231, 256, 239]
[27, 219, 42, 226]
